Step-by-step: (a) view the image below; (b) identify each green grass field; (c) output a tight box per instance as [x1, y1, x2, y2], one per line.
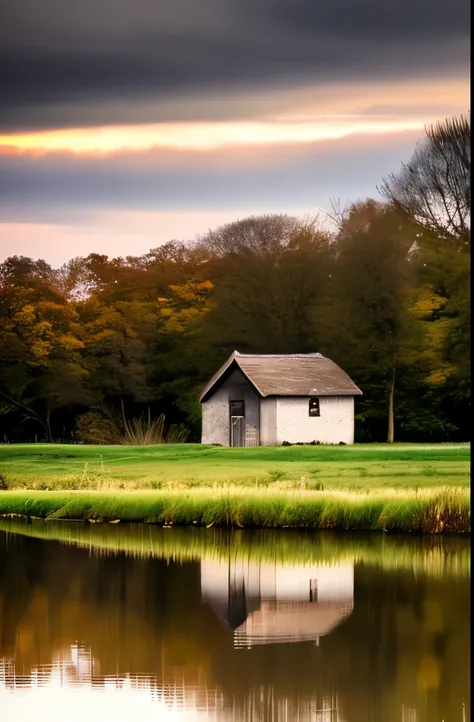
[0, 443, 470, 532]
[0, 442, 470, 491]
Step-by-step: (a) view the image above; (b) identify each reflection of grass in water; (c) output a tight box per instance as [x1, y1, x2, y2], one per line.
[0, 517, 469, 578]
[0, 486, 470, 533]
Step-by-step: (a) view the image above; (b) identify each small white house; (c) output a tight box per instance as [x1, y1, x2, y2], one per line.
[200, 352, 362, 446]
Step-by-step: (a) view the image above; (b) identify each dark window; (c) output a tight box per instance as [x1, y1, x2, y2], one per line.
[310, 579, 318, 602]
[309, 397, 320, 417]
[230, 400, 245, 417]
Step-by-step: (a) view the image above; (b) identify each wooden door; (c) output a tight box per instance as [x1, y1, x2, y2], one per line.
[230, 400, 245, 447]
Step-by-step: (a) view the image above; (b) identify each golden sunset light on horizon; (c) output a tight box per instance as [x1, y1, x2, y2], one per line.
[0, 117, 437, 156]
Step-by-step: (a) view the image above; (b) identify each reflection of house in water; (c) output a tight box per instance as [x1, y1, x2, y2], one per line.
[201, 559, 354, 648]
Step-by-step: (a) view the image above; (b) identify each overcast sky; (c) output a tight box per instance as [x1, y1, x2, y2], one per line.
[1, 0, 470, 266]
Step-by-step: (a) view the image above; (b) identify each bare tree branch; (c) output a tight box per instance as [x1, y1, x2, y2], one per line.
[379, 114, 470, 245]
[0, 389, 51, 441]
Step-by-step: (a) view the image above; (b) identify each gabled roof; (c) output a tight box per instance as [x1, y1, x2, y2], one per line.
[200, 351, 362, 401]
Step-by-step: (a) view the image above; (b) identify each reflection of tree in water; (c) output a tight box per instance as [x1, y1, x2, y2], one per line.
[0, 532, 469, 722]
[0, 535, 210, 683]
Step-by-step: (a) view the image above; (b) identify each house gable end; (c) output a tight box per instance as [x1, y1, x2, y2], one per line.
[200, 357, 263, 403]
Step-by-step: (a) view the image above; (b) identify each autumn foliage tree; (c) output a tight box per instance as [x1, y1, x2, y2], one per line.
[197, 215, 333, 356]
[154, 279, 215, 436]
[0, 257, 88, 440]
[315, 201, 418, 441]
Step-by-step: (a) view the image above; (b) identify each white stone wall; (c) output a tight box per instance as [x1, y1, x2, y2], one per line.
[260, 397, 277, 446]
[275, 396, 355, 445]
[201, 386, 230, 446]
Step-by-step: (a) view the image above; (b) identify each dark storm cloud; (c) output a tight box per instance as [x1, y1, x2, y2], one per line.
[1, 0, 469, 130]
[253, 0, 468, 41]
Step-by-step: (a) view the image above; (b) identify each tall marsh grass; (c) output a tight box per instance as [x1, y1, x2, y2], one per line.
[0, 486, 469, 534]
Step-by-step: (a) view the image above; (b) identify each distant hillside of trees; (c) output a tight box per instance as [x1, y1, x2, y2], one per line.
[0, 115, 470, 443]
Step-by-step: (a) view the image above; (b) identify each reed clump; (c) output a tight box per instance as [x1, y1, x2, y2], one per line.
[121, 408, 188, 446]
[412, 488, 471, 534]
[75, 407, 189, 446]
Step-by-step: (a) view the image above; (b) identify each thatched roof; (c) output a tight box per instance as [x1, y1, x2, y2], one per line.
[200, 352, 362, 401]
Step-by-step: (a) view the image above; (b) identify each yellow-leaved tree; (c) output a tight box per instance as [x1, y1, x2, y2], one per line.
[155, 279, 215, 439]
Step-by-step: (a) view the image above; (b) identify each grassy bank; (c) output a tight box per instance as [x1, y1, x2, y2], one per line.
[0, 444, 469, 533]
[0, 517, 469, 578]
[0, 486, 470, 533]
[0, 442, 470, 491]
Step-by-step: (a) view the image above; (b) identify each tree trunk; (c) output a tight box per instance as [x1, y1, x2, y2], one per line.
[387, 369, 395, 443]
[45, 407, 52, 443]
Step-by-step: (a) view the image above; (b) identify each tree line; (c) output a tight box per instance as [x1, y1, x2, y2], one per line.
[0, 115, 470, 443]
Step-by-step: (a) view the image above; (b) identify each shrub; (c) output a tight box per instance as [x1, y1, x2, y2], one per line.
[75, 412, 121, 445]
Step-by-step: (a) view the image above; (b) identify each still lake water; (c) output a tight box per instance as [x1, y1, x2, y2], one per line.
[0, 521, 470, 722]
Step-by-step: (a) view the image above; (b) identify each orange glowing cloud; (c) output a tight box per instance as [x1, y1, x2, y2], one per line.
[0, 117, 436, 157]
[1, 73, 468, 157]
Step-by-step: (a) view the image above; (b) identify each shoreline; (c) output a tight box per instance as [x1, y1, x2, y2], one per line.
[0, 487, 470, 534]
